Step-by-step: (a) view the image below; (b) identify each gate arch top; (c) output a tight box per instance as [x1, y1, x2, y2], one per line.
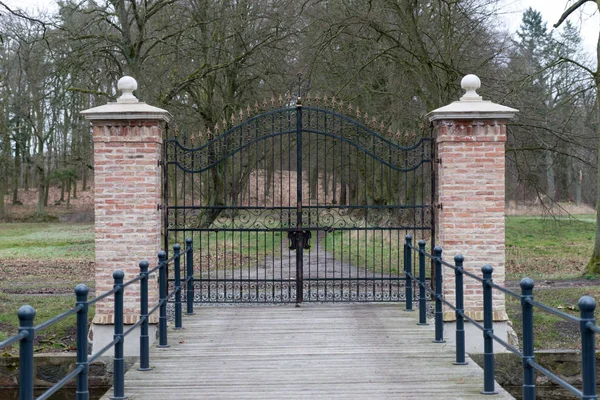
[167, 104, 431, 173]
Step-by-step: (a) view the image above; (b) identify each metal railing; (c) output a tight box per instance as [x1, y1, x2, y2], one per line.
[404, 234, 598, 399]
[0, 238, 194, 400]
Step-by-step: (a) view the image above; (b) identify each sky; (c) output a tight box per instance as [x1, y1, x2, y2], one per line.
[500, 0, 599, 59]
[3, 0, 600, 58]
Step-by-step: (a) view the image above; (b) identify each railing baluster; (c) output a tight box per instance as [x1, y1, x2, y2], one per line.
[454, 255, 466, 365]
[139, 261, 151, 371]
[18, 305, 35, 400]
[75, 284, 89, 400]
[174, 244, 183, 330]
[112, 270, 126, 400]
[404, 235, 413, 311]
[158, 251, 169, 348]
[186, 238, 194, 315]
[521, 278, 535, 400]
[579, 296, 597, 400]
[433, 246, 444, 343]
[417, 240, 427, 325]
[481, 264, 497, 395]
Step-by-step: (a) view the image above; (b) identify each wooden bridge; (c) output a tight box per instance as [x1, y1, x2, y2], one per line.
[101, 304, 514, 399]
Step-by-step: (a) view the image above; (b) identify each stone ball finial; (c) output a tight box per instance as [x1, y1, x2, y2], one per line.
[117, 76, 139, 104]
[460, 74, 482, 101]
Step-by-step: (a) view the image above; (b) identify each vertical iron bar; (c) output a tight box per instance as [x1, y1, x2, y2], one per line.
[158, 251, 169, 347]
[433, 246, 444, 343]
[404, 235, 413, 311]
[186, 238, 194, 314]
[163, 125, 169, 258]
[173, 244, 182, 329]
[481, 264, 497, 395]
[454, 255, 467, 365]
[139, 261, 151, 371]
[296, 103, 303, 305]
[75, 284, 89, 400]
[18, 305, 35, 400]
[430, 131, 436, 253]
[418, 240, 427, 325]
[520, 278, 535, 400]
[112, 270, 126, 400]
[579, 296, 597, 400]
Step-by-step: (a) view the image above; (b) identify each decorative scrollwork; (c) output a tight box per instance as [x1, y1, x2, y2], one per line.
[177, 279, 433, 305]
[166, 207, 430, 230]
[192, 280, 297, 302]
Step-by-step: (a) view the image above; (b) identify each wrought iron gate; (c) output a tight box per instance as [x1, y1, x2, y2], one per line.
[164, 97, 433, 303]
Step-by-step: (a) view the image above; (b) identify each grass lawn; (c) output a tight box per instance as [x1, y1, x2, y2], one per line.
[0, 223, 94, 260]
[323, 229, 406, 275]
[506, 215, 595, 280]
[506, 286, 600, 350]
[505, 215, 600, 350]
[0, 223, 95, 353]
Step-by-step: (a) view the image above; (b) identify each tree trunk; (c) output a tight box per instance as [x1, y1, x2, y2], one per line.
[12, 140, 20, 204]
[36, 166, 45, 216]
[66, 178, 72, 209]
[545, 151, 555, 202]
[585, 71, 600, 274]
[82, 164, 87, 191]
[576, 169, 582, 207]
[44, 176, 50, 208]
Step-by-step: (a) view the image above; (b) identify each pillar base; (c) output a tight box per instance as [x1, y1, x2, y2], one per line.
[444, 321, 514, 354]
[91, 323, 158, 357]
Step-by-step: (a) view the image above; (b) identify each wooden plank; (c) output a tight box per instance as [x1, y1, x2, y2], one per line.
[101, 304, 514, 399]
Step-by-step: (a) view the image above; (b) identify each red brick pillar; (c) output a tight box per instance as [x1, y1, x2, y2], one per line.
[82, 77, 170, 354]
[428, 75, 518, 352]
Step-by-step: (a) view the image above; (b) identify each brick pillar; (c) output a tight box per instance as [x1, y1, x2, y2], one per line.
[82, 76, 170, 355]
[428, 75, 518, 352]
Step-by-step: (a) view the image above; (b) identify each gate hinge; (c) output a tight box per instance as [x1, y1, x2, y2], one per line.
[157, 204, 164, 211]
[158, 160, 164, 167]
[436, 204, 443, 210]
[435, 158, 442, 164]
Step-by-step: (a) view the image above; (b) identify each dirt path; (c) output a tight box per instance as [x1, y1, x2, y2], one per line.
[193, 234, 405, 302]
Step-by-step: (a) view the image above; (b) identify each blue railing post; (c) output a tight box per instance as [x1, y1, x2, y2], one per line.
[75, 284, 89, 400]
[186, 238, 194, 315]
[520, 278, 535, 400]
[579, 296, 597, 400]
[18, 305, 35, 400]
[158, 251, 169, 348]
[174, 244, 183, 330]
[433, 246, 444, 343]
[417, 240, 427, 325]
[481, 264, 497, 395]
[404, 235, 413, 311]
[454, 255, 467, 365]
[138, 260, 151, 371]
[112, 270, 126, 400]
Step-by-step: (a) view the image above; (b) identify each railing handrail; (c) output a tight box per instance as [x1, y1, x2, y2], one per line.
[0, 239, 195, 400]
[405, 235, 598, 400]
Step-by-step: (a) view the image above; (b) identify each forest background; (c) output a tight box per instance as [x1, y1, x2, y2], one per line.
[1, 0, 600, 267]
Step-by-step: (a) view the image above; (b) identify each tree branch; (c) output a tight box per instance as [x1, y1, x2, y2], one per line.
[553, 0, 593, 28]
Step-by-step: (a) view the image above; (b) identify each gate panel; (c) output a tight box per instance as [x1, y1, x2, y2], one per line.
[299, 106, 432, 302]
[165, 103, 432, 303]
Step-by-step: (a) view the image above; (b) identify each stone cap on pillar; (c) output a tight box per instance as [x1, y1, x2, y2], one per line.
[81, 76, 171, 122]
[428, 74, 518, 121]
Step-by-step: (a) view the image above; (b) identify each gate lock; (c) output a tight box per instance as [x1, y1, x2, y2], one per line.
[287, 230, 312, 251]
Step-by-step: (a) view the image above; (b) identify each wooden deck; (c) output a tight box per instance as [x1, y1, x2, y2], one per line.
[102, 304, 514, 399]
